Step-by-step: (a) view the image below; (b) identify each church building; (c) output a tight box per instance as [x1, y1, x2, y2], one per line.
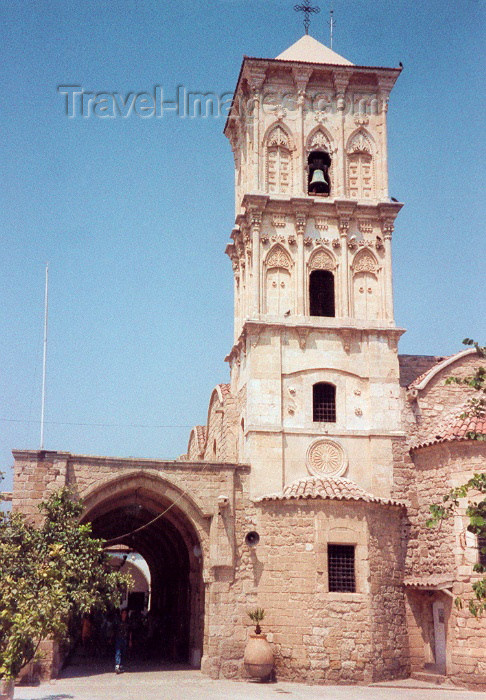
[12, 32, 486, 689]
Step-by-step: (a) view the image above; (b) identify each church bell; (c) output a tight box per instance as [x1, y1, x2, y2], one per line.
[309, 168, 328, 189]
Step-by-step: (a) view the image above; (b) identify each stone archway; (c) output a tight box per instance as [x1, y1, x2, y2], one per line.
[80, 473, 207, 667]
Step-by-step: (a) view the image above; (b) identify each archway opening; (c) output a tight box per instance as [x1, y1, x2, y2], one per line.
[81, 484, 205, 668]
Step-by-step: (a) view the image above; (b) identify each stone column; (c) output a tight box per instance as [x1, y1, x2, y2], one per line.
[382, 219, 395, 321]
[333, 70, 350, 198]
[339, 217, 350, 317]
[295, 212, 307, 315]
[248, 211, 262, 316]
[245, 68, 266, 192]
[377, 77, 394, 200]
[292, 67, 313, 196]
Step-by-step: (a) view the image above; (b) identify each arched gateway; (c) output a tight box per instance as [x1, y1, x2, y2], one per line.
[81, 472, 207, 665]
[12, 451, 252, 679]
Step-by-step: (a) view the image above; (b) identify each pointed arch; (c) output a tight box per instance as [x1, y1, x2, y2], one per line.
[306, 127, 334, 196]
[308, 248, 337, 272]
[346, 127, 375, 155]
[306, 125, 334, 155]
[346, 128, 376, 200]
[351, 249, 381, 320]
[265, 243, 293, 270]
[351, 248, 379, 276]
[265, 122, 294, 194]
[264, 244, 294, 315]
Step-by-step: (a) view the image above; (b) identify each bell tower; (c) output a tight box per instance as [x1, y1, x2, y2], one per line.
[224, 34, 404, 498]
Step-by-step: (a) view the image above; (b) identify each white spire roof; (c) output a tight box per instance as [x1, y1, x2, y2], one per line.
[276, 34, 353, 66]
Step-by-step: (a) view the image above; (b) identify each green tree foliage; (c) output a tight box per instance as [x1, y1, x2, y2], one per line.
[427, 340, 486, 617]
[0, 487, 130, 679]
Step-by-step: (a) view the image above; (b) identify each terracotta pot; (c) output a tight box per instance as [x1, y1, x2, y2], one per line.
[0, 679, 15, 700]
[244, 633, 274, 680]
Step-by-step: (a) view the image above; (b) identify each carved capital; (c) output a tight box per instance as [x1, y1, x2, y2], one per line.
[292, 66, 313, 94]
[296, 328, 310, 350]
[382, 219, 394, 239]
[295, 213, 307, 235]
[244, 64, 267, 93]
[339, 218, 350, 236]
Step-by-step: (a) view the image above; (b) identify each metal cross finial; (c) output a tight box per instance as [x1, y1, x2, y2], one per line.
[294, 0, 320, 35]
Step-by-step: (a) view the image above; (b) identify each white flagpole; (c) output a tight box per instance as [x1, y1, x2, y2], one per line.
[40, 263, 49, 449]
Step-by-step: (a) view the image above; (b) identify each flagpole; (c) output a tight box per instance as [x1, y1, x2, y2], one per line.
[40, 263, 49, 449]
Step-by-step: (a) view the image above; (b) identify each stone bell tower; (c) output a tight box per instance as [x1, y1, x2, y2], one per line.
[224, 34, 404, 498]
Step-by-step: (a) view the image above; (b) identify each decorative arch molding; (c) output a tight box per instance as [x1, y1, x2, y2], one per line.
[80, 470, 211, 537]
[265, 123, 294, 194]
[308, 248, 336, 272]
[346, 128, 375, 155]
[351, 249, 380, 276]
[306, 126, 335, 155]
[263, 122, 295, 151]
[265, 243, 293, 270]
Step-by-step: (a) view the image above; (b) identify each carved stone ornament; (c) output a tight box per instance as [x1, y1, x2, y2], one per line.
[296, 328, 310, 349]
[308, 130, 332, 153]
[315, 216, 328, 231]
[348, 132, 372, 155]
[354, 114, 369, 126]
[266, 245, 292, 270]
[314, 110, 327, 124]
[306, 438, 347, 478]
[270, 234, 285, 244]
[272, 214, 286, 228]
[332, 238, 341, 249]
[295, 214, 307, 235]
[267, 125, 291, 149]
[352, 251, 379, 275]
[359, 220, 373, 235]
[260, 231, 269, 244]
[304, 236, 313, 247]
[288, 234, 296, 246]
[309, 249, 335, 272]
[316, 237, 330, 247]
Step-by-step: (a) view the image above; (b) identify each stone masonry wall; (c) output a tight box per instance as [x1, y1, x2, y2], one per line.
[205, 499, 408, 684]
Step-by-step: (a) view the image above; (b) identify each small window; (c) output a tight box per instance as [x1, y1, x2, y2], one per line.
[313, 383, 336, 422]
[328, 544, 356, 592]
[478, 535, 486, 568]
[309, 270, 335, 317]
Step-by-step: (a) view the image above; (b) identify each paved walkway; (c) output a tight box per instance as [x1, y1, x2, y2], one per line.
[13, 663, 485, 700]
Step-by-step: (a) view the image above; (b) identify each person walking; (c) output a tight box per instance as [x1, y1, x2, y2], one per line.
[114, 608, 130, 673]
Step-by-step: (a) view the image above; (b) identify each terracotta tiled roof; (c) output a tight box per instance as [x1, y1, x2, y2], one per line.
[218, 383, 231, 399]
[195, 425, 207, 453]
[411, 411, 486, 450]
[404, 575, 454, 590]
[256, 476, 404, 507]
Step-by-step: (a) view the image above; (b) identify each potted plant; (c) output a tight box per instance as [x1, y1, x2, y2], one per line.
[244, 608, 274, 681]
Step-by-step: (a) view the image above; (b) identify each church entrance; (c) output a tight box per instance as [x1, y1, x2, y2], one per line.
[80, 478, 205, 668]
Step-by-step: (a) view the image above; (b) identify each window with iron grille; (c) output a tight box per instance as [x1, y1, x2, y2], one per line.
[328, 544, 356, 592]
[313, 382, 336, 422]
[478, 535, 486, 568]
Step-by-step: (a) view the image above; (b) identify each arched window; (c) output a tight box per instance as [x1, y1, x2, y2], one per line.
[308, 150, 331, 196]
[313, 383, 336, 422]
[266, 126, 292, 194]
[310, 269, 335, 317]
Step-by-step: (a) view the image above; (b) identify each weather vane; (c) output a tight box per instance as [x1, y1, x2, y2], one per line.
[294, 0, 320, 35]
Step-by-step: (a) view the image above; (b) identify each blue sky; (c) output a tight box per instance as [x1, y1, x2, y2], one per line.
[1, 0, 485, 490]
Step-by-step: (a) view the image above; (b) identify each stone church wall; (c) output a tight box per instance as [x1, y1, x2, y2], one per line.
[204, 498, 408, 683]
